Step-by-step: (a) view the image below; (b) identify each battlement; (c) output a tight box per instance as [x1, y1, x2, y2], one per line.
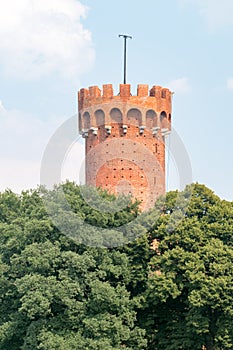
[78, 84, 172, 111]
[78, 83, 172, 138]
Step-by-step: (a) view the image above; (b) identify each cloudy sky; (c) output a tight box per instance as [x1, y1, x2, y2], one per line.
[0, 0, 233, 200]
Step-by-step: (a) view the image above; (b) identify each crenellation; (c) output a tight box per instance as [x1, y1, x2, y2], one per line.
[161, 88, 167, 98]
[150, 86, 163, 98]
[119, 84, 131, 97]
[137, 84, 149, 97]
[89, 86, 101, 98]
[79, 84, 172, 105]
[78, 88, 89, 110]
[79, 88, 89, 99]
[103, 84, 113, 98]
[149, 86, 157, 97]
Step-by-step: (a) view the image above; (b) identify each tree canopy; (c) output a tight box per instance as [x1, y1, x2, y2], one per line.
[0, 182, 232, 350]
[144, 184, 233, 350]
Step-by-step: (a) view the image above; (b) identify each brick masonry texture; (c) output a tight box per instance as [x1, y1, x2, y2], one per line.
[78, 84, 172, 211]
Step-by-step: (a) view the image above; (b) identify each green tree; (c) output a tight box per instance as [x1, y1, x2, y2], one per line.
[0, 183, 146, 350]
[1, 182, 233, 350]
[144, 184, 233, 350]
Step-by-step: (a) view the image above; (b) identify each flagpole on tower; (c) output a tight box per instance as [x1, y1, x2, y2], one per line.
[118, 34, 132, 84]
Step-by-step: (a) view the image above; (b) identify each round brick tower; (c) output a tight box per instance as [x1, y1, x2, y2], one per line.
[78, 83, 172, 210]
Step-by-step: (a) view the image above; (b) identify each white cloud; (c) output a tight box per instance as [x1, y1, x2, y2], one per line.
[179, 0, 233, 30]
[0, 0, 95, 80]
[227, 78, 233, 90]
[167, 77, 191, 94]
[0, 100, 69, 192]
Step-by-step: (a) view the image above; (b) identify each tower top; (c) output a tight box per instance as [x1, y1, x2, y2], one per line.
[78, 84, 172, 111]
[78, 83, 172, 210]
[78, 83, 172, 140]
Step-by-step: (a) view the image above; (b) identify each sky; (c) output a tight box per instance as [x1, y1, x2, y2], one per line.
[0, 0, 233, 200]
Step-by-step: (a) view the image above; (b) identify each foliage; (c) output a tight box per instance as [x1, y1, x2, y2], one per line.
[144, 184, 233, 350]
[0, 182, 233, 350]
[0, 183, 146, 350]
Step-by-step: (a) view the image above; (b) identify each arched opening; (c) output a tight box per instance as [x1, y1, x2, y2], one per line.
[168, 113, 171, 123]
[95, 109, 105, 127]
[146, 110, 157, 129]
[160, 111, 168, 129]
[110, 108, 123, 123]
[95, 109, 105, 140]
[83, 111, 90, 130]
[127, 108, 142, 126]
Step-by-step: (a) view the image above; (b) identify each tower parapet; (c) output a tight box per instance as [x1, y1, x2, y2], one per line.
[79, 84, 172, 133]
[78, 84, 172, 210]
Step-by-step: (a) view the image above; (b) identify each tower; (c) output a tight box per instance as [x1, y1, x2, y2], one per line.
[78, 83, 172, 211]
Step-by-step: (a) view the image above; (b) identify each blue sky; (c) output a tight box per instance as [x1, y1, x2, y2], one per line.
[0, 0, 233, 200]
